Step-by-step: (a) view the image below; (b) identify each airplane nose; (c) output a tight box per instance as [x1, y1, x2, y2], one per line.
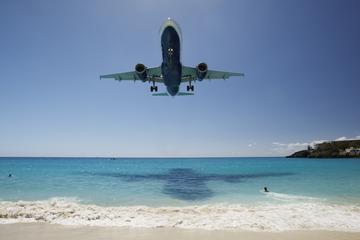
[159, 18, 182, 43]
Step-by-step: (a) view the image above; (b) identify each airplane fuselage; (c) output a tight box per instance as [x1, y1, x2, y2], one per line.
[160, 20, 182, 96]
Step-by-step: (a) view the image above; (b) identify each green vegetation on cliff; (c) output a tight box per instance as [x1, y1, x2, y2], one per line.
[287, 140, 360, 158]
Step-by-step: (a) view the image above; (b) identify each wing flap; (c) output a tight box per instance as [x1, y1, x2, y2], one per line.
[206, 70, 244, 80]
[100, 71, 138, 81]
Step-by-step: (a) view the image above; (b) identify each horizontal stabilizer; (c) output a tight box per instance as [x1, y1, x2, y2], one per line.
[152, 92, 169, 96]
[152, 92, 194, 96]
[177, 92, 194, 96]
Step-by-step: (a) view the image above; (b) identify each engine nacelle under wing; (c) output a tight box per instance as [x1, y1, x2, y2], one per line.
[196, 62, 208, 81]
[135, 63, 147, 82]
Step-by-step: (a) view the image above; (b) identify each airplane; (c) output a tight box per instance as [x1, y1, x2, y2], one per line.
[100, 18, 244, 96]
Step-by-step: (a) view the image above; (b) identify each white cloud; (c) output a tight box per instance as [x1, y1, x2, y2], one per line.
[248, 143, 256, 148]
[272, 140, 326, 149]
[335, 136, 360, 141]
[335, 136, 347, 141]
[272, 142, 308, 148]
[310, 140, 328, 146]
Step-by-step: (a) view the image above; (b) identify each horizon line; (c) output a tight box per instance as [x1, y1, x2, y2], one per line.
[0, 156, 285, 159]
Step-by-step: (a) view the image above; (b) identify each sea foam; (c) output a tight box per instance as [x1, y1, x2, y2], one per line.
[263, 191, 323, 202]
[1, 197, 360, 232]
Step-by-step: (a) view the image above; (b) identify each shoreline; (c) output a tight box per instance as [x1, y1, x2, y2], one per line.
[1, 223, 360, 240]
[1, 198, 360, 232]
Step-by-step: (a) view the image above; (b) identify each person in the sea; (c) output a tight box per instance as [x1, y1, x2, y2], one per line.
[264, 186, 269, 192]
[8, 173, 12, 178]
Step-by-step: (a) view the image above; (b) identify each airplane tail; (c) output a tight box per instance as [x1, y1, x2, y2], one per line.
[152, 92, 194, 96]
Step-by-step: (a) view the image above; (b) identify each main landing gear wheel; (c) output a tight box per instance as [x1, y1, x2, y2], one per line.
[150, 86, 158, 92]
[150, 81, 158, 92]
[187, 85, 194, 92]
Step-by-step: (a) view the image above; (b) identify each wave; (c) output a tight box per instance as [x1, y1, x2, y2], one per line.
[263, 191, 323, 202]
[1, 198, 360, 232]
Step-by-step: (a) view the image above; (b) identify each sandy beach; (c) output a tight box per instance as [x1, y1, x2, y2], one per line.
[0, 223, 359, 240]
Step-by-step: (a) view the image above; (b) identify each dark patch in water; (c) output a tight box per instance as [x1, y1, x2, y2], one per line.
[162, 168, 213, 200]
[76, 168, 294, 201]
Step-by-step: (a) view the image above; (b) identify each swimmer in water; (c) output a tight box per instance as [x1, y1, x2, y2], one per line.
[8, 173, 12, 178]
[264, 187, 269, 192]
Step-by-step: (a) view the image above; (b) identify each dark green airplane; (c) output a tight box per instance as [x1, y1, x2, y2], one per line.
[100, 18, 244, 96]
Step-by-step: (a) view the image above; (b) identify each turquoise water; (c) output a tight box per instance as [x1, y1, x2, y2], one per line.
[1, 157, 359, 206]
[1, 157, 360, 231]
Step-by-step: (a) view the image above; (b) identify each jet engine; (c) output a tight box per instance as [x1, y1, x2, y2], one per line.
[135, 63, 147, 81]
[196, 62, 208, 80]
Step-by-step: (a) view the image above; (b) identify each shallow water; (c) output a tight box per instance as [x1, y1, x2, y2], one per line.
[0, 157, 360, 231]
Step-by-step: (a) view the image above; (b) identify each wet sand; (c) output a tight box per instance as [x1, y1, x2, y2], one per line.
[0, 223, 359, 240]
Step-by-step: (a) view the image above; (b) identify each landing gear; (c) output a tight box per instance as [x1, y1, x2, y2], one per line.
[150, 86, 158, 92]
[187, 82, 194, 92]
[150, 81, 158, 92]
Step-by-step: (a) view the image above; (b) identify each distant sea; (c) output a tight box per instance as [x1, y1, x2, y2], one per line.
[1, 157, 360, 231]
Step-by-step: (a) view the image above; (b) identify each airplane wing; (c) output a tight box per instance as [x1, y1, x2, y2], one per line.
[181, 65, 244, 82]
[100, 66, 164, 83]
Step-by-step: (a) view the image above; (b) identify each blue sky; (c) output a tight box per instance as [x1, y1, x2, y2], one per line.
[0, 0, 359, 157]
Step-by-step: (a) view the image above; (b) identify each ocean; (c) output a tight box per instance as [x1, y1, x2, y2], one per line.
[0, 157, 360, 231]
